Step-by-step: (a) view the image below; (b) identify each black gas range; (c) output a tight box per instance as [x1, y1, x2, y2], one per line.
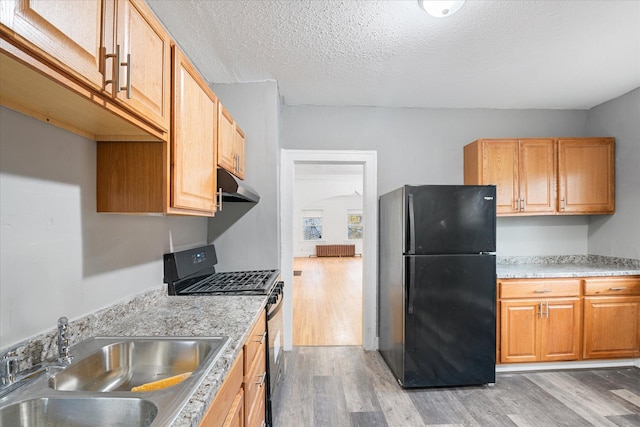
[163, 245, 280, 296]
[163, 245, 284, 427]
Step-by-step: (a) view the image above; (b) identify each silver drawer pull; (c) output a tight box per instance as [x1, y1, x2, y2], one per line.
[534, 289, 552, 293]
[609, 287, 627, 291]
[256, 372, 266, 387]
[254, 331, 266, 344]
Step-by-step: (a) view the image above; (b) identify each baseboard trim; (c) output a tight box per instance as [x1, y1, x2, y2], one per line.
[496, 358, 640, 373]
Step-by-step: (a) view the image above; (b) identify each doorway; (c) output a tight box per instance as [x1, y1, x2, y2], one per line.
[292, 163, 364, 346]
[280, 150, 378, 352]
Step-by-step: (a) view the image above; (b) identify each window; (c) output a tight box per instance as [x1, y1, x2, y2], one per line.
[302, 210, 323, 240]
[347, 211, 363, 239]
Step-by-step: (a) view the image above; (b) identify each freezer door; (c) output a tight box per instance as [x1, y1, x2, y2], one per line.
[403, 254, 496, 388]
[405, 185, 496, 255]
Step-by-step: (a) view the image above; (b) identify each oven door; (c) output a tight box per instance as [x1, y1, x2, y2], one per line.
[266, 281, 284, 426]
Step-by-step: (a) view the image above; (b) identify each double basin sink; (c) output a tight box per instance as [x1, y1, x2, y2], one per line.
[0, 336, 229, 426]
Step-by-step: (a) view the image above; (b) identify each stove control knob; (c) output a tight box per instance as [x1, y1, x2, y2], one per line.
[268, 294, 277, 305]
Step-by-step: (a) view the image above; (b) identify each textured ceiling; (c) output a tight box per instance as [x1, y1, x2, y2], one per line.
[147, 0, 640, 109]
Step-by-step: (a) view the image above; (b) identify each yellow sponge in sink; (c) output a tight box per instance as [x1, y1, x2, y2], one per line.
[131, 371, 192, 392]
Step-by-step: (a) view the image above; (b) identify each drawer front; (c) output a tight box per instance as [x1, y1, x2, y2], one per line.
[244, 310, 266, 371]
[500, 279, 581, 299]
[584, 276, 640, 296]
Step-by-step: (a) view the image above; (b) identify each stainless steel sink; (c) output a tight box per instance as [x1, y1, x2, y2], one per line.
[0, 397, 158, 427]
[0, 336, 229, 426]
[50, 338, 214, 392]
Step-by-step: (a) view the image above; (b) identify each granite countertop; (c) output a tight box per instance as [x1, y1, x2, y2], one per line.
[3, 289, 268, 427]
[497, 255, 640, 279]
[101, 294, 268, 426]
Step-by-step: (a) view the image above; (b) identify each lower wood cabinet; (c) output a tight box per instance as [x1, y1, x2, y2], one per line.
[200, 310, 267, 427]
[499, 278, 582, 363]
[200, 352, 244, 427]
[244, 311, 267, 427]
[583, 276, 640, 359]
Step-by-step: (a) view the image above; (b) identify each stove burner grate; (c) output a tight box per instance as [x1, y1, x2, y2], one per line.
[176, 270, 278, 295]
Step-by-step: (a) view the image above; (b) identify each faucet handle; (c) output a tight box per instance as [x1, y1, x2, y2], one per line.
[1, 352, 19, 386]
[57, 316, 73, 363]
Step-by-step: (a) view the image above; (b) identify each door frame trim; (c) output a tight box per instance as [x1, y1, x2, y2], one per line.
[280, 149, 378, 351]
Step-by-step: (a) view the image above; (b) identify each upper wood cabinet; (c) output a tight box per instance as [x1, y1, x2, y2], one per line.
[97, 46, 218, 216]
[170, 47, 217, 214]
[106, 0, 171, 132]
[464, 137, 614, 216]
[464, 139, 555, 215]
[1, 0, 170, 135]
[557, 138, 615, 214]
[218, 102, 246, 179]
[0, 0, 105, 91]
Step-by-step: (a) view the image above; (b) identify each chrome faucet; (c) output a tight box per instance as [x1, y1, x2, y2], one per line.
[57, 316, 73, 364]
[0, 340, 47, 399]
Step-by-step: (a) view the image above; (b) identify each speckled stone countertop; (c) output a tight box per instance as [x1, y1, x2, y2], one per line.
[1, 288, 268, 427]
[497, 255, 640, 279]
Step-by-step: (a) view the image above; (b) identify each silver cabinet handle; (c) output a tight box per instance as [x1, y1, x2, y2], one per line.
[254, 331, 266, 344]
[104, 45, 121, 94]
[516, 198, 520, 212]
[104, 45, 131, 98]
[609, 287, 627, 291]
[538, 301, 543, 318]
[521, 198, 525, 211]
[216, 188, 223, 212]
[123, 52, 131, 99]
[256, 372, 266, 387]
[561, 197, 566, 210]
[544, 301, 549, 318]
[534, 289, 552, 293]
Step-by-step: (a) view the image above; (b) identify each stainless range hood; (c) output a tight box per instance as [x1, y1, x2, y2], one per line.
[217, 169, 260, 203]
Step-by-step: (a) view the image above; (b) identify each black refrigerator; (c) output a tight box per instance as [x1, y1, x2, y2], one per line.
[378, 185, 496, 388]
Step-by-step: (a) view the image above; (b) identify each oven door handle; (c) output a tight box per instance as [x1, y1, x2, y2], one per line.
[267, 296, 283, 321]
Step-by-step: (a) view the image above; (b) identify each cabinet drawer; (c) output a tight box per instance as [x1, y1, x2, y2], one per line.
[584, 276, 640, 296]
[499, 279, 581, 299]
[244, 310, 266, 371]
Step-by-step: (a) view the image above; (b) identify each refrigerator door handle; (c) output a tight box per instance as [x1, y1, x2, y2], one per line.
[408, 257, 415, 314]
[408, 193, 416, 254]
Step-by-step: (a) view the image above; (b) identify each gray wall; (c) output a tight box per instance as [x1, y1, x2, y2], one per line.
[587, 88, 640, 260]
[0, 106, 207, 347]
[281, 106, 593, 256]
[207, 81, 281, 270]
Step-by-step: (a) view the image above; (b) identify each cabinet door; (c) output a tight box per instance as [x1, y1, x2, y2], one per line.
[500, 300, 539, 363]
[222, 388, 244, 427]
[540, 298, 581, 361]
[519, 139, 556, 214]
[112, 0, 170, 131]
[584, 296, 640, 359]
[218, 102, 236, 173]
[557, 138, 615, 214]
[171, 48, 217, 214]
[234, 125, 245, 180]
[481, 140, 519, 214]
[0, 0, 104, 90]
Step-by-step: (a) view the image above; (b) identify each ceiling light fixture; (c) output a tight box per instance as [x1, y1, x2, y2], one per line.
[418, 0, 466, 18]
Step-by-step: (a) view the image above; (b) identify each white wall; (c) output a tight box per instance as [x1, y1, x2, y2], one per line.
[293, 170, 363, 257]
[281, 106, 591, 256]
[206, 81, 281, 271]
[0, 107, 207, 348]
[587, 88, 640, 260]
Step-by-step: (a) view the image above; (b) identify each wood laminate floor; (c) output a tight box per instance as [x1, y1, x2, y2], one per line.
[273, 346, 640, 427]
[292, 257, 362, 346]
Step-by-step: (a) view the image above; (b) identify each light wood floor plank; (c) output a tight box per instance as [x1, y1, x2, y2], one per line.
[293, 257, 362, 346]
[611, 389, 640, 409]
